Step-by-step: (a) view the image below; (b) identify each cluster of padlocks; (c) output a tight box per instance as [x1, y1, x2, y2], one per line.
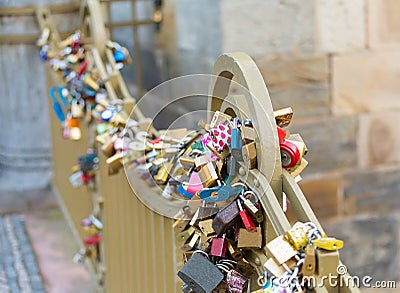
[37, 29, 131, 141]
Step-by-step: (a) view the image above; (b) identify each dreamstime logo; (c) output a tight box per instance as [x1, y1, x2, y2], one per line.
[257, 264, 397, 289]
[123, 74, 278, 219]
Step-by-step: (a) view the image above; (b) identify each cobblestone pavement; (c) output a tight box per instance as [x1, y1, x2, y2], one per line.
[0, 215, 45, 293]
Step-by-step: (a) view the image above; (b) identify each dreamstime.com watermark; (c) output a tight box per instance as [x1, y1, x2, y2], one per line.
[257, 264, 397, 289]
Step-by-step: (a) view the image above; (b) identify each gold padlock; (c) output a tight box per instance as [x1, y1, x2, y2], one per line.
[285, 222, 310, 251]
[301, 245, 316, 276]
[316, 249, 339, 279]
[274, 107, 293, 128]
[106, 152, 123, 171]
[101, 139, 116, 157]
[210, 111, 232, 128]
[227, 240, 243, 261]
[241, 126, 256, 143]
[194, 155, 208, 168]
[83, 225, 100, 236]
[179, 156, 195, 169]
[242, 142, 257, 169]
[181, 233, 200, 251]
[198, 162, 219, 187]
[266, 235, 297, 265]
[287, 158, 308, 178]
[154, 162, 173, 184]
[313, 237, 344, 251]
[83, 74, 99, 91]
[237, 227, 262, 249]
[175, 226, 195, 243]
[198, 219, 215, 236]
[173, 218, 189, 233]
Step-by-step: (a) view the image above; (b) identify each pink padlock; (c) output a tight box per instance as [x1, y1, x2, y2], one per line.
[114, 137, 129, 151]
[187, 172, 203, 194]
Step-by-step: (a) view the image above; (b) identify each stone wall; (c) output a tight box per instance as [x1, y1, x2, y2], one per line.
[158, 0, 400, 285]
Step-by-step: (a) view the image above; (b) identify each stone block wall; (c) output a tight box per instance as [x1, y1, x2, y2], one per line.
[158, 0, 400, 285]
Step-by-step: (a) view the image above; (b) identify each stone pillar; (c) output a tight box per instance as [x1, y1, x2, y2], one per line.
[0, 0, 78, 191]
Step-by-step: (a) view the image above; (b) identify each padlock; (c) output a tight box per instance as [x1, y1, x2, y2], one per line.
[227, 240, 243, 261]
[198, 219, 215, 236]
[277, 127, 287, 144]
[212, 199, 241, 235]
[287, 158, 308, 178]
[242, 142, 257, 169]
[274, 107, 293, 128]
[106, 152, 123, 172]
[89, 214, 103, 230]
[84, 234, 101, 246]
[114, 137, 129, 152]
[187, 172, 203, 194]
[315, 249, 339, 279]
[83, 74, 99, 91]
[154, 162, 173, 184]
[180, 156, 196, 169]
[101, 138, 116, 157]
[313, 237, 343, 251]
[194, 155, 209, 168]
[265, 235, 297, 265]
[69, 126, 82, 141]
[210, 111, 232, 128]
[301, 245, 316, 277]
[263, 257, 287, 278]
[210, 236, 228, 257]
[69, 170, 83, 188]
[225, 269, 248, 293]
[181, 233, 200, 252]
[285, 222, 310, 251]
[280, 140, 301, 168]
[240, 192, 263, 223]
[209, 123, 232, 152]
[173, 218, 189, 233]
[178, 252, 224, 293]
[71, 100, 85, 118]
[83, 225, 100, 236]
[237, 200, 257, 232]
[231, 118, 243, 160]
[176, 226, 195, 243]
[240, 125, 256, 143]
[198, 162, 219, 187]
[237, 227, 262, 249]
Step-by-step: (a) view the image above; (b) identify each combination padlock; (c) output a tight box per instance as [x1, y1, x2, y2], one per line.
[280, 139, 301, 168]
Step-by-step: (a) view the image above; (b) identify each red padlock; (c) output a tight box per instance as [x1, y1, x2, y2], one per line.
[81, 173, 92, 184]
[210, 236, 228, 257]
[77, 60, 88, 76]
[280, 140, 301, 168]
[84, 234, 101, 246]
[277, 126, 286, 144]
[237, 200, 256, 232]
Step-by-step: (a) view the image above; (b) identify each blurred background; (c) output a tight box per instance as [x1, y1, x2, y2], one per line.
[0, 0, 399, 292]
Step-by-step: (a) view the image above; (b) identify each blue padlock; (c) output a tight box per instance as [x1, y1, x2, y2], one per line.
[178, 183, 194, 199]
[201, 185, 243, 202]
[114, 50, 126, 63]
[231, 118, 243, 161]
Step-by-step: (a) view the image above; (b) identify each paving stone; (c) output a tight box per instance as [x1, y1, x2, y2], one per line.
[343, 167, 400, 214]
[325, 216, 398, 282]
[288, 115, 357, 175]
